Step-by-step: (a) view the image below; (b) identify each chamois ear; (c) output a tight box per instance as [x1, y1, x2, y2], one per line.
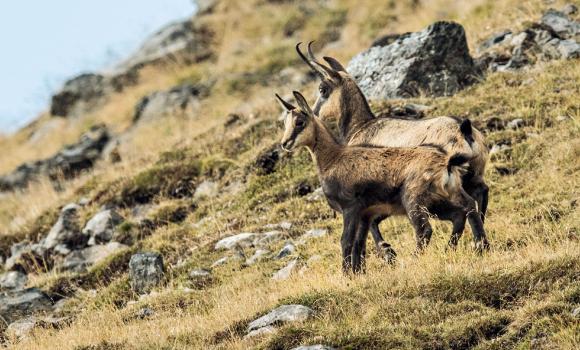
[275, 93, 295, 111]
[323, 56, 346, 72]
[292, 91, 314, 117]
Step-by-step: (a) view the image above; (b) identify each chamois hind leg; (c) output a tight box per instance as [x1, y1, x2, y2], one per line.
[352, 219, 370, 274]
[370, 216, 397, 265]
[407, 205, 434, 253]
[341, 209, 360, 273]
[463, 176, 490, 223]
[448, 212, 467, 249]
[459, 189, 491, 253]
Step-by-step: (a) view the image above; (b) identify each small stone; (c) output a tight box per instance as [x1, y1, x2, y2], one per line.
[263, 222, 292, 230]
[214, 233, 256, 250]
[275, 243, 296, 259]
[211, 251, 244, 268]
[137, 307, 154, 319]
[193, 180, 219, 200]
[0, 271, 28, 290]
[506, 118, 525, 130]
[299, 229, 328, 243]
[556, 115, 569, 122]
[189, 269, 211, 278]
[292, 346, 336, 350]
[572, 306, 580, 318]
[246, 249, 270, 266]
[5, 317, 37, 340]
[306, 187, 324, 202]
[129, 252, 164, 295]
[272, 259, 299, 280]
[247, 304, 314, 332]
[489, 144, 511, 156]
[557, 39, 580, 59]
[244, 325, 276, 339]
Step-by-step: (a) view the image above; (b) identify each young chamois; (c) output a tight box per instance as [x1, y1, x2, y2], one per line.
[296, 42, 490, 257]
[276, 91, 489, 274]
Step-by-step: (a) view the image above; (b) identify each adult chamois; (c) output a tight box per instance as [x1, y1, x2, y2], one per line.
[296, 42, 490, 257]
[276, 91, 489, 273]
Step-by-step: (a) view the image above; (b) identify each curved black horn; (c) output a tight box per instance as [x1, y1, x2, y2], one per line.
[296, 42, 320, 76]
[275, 93, 295, 111]
[307, 41, 317, 61]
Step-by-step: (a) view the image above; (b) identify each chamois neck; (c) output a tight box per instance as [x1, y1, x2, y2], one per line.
[339, 84, 375, 141]
[306, 119, 343, 173]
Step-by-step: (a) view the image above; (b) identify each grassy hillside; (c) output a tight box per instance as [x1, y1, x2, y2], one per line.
[0, 0, 578, 349]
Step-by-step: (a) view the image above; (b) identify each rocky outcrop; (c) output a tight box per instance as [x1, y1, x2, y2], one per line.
[0, 271, 28, 291]
[348, 21, 480, 99]
[477, 9, 580, 72]
[129, 252, 165, 294]
[57, 242, 127, 273]
[133, 83, 210, 124]
[0, 288, 53, 324]
[116, 20, 213, 73]
[83, 209, 124, 246]
[247, 304, 313, 332]
[0, 125, 110, 192]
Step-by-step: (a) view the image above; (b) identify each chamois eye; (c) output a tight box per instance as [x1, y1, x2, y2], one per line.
[295, 119, 305, 128]
[319, 85, 329, 97]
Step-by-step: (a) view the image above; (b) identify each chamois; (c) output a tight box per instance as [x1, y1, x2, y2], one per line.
[276, 91, 489, 274]
[296, 42, 490, 256]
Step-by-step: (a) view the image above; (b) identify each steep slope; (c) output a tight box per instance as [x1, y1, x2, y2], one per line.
[0, 0, 578, 349]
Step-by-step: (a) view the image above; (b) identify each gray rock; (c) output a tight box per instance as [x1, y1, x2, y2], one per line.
[58, 242, 127, 273]
[541, 9, 579, 40]
[0, 125, 110, 192]
[255, 231, 284, 246]
[5, 315, 69, 341]
[506, 118, 525, 130]
[50, 73, 106, 117]
[477, 30, 512, 53]
[189, 268, 211, 278]
[292, 346, 336, 350]
[5, 242, 34, 271]
[214, 233, 256, 250]
[0, 288, 53, 324]
[83, 209, 124, 246]
[129, 252, 165, 294]
[263, 221, 293, 230]
[302, 229, 328, 240]
[245, 249, 270, 266]
[42, 203, 85, 251]
[348, 21, 479, 100]
[244, 325, 276, 339]
[193, 180, 219, 200]
[137, 307, 154, 319]
[572, 306, 580, 318]
[557, 39, 580, 58]
[116, 20, 212, 73]
[210, 251, 244, 268]
[272, 259, 299, 280]
[306, 187, 324, 202]
[562, 4, 578, 16]
[0, 271, 28, 290]
[489, 144, 511, 157]
[247, 304, 314, 332]
[275, 242, 296, 259]
[133, 84, 209, 124]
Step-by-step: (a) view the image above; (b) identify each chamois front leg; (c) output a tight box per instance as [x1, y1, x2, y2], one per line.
[352, 219, 370, 274]
[340, 209, 360, 273]
[370, 216, 397, 265]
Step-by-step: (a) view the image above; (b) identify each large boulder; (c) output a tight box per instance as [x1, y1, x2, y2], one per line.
[0, 288, 53, 324]
[347, 21, 480, 99]
[0, 125, 110, 192]
[116, 20, 213, 73]
[247, 304, 313, 332]
[129, 252, 165, 294]
[133, 83, 210, 124]
[50, 71, 138, 118]
[57, 242, 127, 273]
[83, 209, 124, 246]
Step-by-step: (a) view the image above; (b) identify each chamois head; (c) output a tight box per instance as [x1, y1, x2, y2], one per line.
[296, 42, 373, 128]
[276, 91, 316, 152]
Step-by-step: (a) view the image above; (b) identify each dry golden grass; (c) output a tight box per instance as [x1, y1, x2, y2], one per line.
[0, 0, 579, 349]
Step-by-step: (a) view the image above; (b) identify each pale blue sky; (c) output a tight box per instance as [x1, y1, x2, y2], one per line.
[0, 0, 195, 133]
